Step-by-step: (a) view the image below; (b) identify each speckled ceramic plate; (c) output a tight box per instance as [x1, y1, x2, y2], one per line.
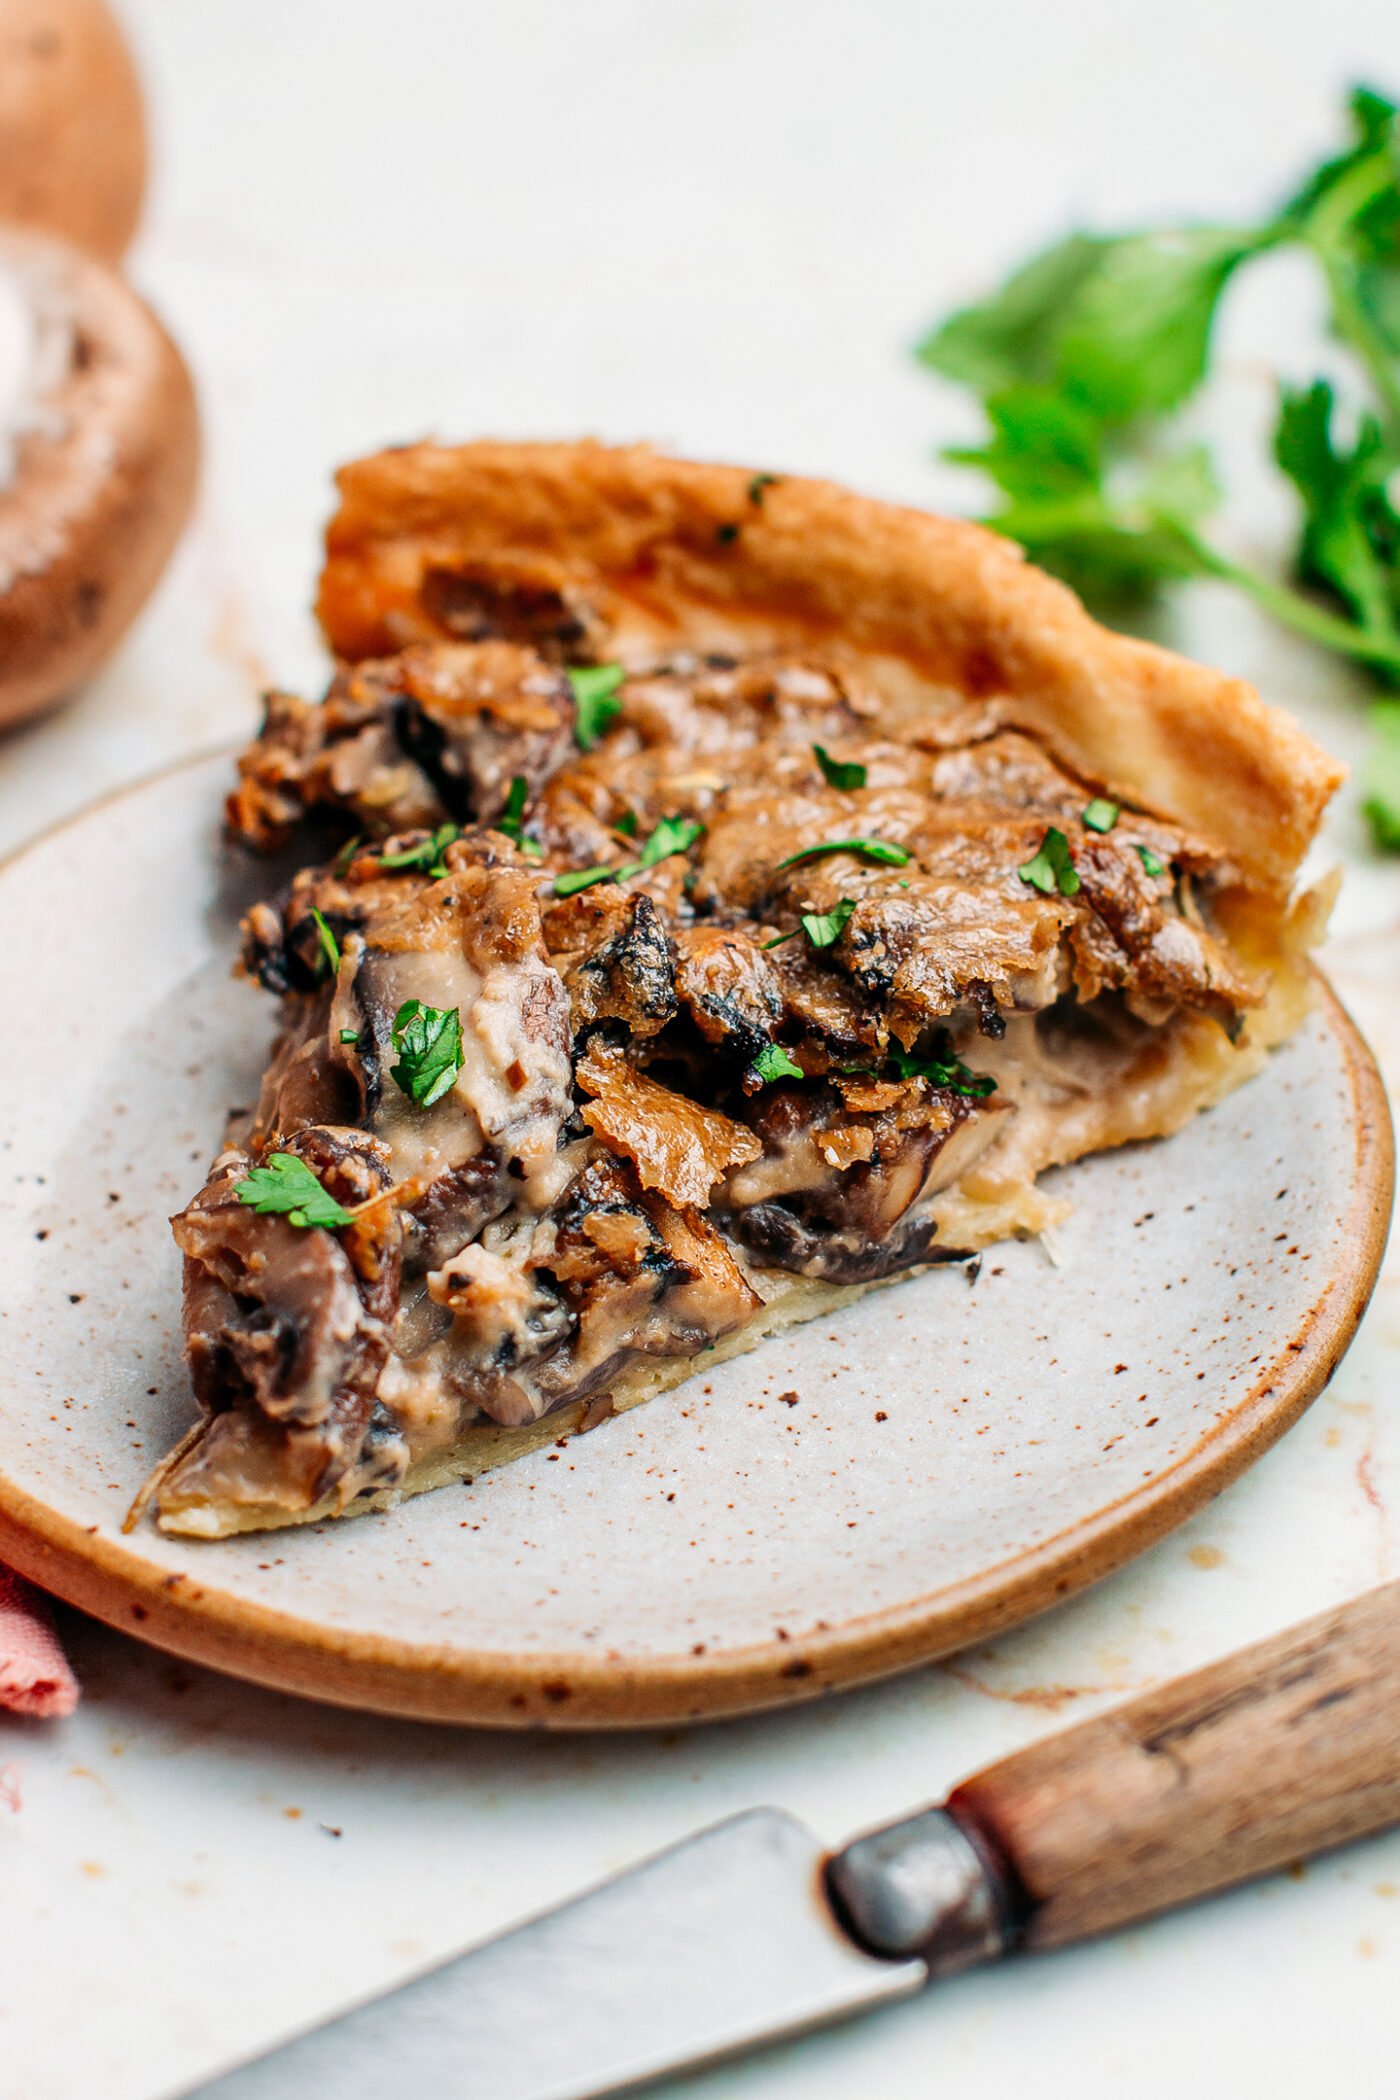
[0, 754, 1391, 1728]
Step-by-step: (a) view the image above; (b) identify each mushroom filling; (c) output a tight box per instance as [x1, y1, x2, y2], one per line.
[169, 637, 1268, 1518]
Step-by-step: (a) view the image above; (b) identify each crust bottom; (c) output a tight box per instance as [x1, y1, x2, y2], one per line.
[155, 1261, 939, 1538]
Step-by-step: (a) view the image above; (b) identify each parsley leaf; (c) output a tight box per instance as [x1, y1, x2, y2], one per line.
[339, 1027, 360, 1045]
[498, 775, 529, 838]
[390, 999, 464, 1108]
[310, 908, 341, 976]
[614, 807, 639, 837]
[800, 897, 857, 948]
[1274, 379, 1400, 652]
[379, 823, 460, 878]
[1082, 798, 1120, 832]
[776, 836, 911, 871]
[1053, 229, 1256, 425]
[235, 1154, 355, 1231]
[1018, 826, 1081, 897]
[1362, 700, 1400, 849]
[915, 83, 1400, 840]
[1135, 844, 1166, 877]
[552, 863, 616, 898]
[813, 744, 867, 790]
[496, 777, 544, 861]
[893, 1036, 998, 1098]
[552, 816, 703, 898]
[622, 815, 705, 875]
[917, 229, 1113, 394]
[568, 664, 626, 749]
[751, 1045, 804, 1084]
[920, 226, 1253, 424]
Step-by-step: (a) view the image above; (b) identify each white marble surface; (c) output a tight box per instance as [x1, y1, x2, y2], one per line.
[2, 3, 1400, 2096]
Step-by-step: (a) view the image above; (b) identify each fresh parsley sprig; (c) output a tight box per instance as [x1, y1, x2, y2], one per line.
[916, 84, 1400, 847]
[235, 1154, 355, 1231]
[390, 999, 464, 1108]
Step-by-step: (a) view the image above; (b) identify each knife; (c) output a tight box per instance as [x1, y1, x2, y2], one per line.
[184, 1579, 1400, 2100]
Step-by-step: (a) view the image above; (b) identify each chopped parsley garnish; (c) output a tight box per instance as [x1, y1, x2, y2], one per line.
[497, 777, 544, 861]
[716, 522, 741, 544]
[339, 1028, 359, 1045]
[235, 1154, 354, 1231]
[310, 908, 341, 976]
[390, 999, 464, 1108]
[552, 863, 615, 898]
[552, 815, 704, 898]
[764, 896, 858, 951]
[568, 664, 626, 749]
[1136, 843, 1166, 877]
[813, 744, 868, 790]
[803, 898, 857, 948]
[893, 1035, 998, 1098]
[1082, 798, 1120, 833]
[379, 823, 459, 878]
[622, 815, 704, 875]
[1018, 827, 1081, 897]
[776, 836, 911, 871]
[332, 833, 363, 873]
[751, 1044, 804, 1084]
[498, 775, 529, 838]
[748, 472, 781, 505]
[614, 807, 639, 837]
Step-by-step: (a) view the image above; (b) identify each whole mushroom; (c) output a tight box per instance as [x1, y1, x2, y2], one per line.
[0, 224, 198, 731]
[0, 0, 147, 262]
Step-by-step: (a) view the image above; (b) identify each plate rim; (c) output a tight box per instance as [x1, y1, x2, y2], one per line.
[0, 755, 1392, 1729]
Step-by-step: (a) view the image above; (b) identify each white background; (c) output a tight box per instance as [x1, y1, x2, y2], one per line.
[3, 3, 1400, 2097]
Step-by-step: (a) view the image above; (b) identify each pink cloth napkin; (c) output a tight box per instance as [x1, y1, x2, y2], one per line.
[0, 1565, 78, 1718]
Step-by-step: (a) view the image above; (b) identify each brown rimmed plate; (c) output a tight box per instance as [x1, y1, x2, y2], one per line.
[0, 754, 1391, 1727]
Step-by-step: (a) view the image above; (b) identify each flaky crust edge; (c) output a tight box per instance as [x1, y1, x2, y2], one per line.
[315, 438, 1343, 897]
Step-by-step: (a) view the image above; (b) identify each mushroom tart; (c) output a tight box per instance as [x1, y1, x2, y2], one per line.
[143, 442, 1343, 1538]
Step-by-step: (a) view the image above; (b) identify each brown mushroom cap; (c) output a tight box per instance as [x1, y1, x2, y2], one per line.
[0, 0, 147, 262]
[0, 224, 198, 730]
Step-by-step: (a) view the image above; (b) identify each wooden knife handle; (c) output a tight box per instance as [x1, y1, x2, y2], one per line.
[949, 1579, 1400, 1948]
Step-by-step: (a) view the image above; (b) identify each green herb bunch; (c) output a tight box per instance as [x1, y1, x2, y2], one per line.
[915, 85, 1400, 847]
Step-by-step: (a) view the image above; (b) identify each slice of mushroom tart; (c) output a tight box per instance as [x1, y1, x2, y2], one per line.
[143, 443, 1342, 1538]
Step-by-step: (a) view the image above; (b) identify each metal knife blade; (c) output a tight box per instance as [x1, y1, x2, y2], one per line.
[180, 1809, 926, 2100]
